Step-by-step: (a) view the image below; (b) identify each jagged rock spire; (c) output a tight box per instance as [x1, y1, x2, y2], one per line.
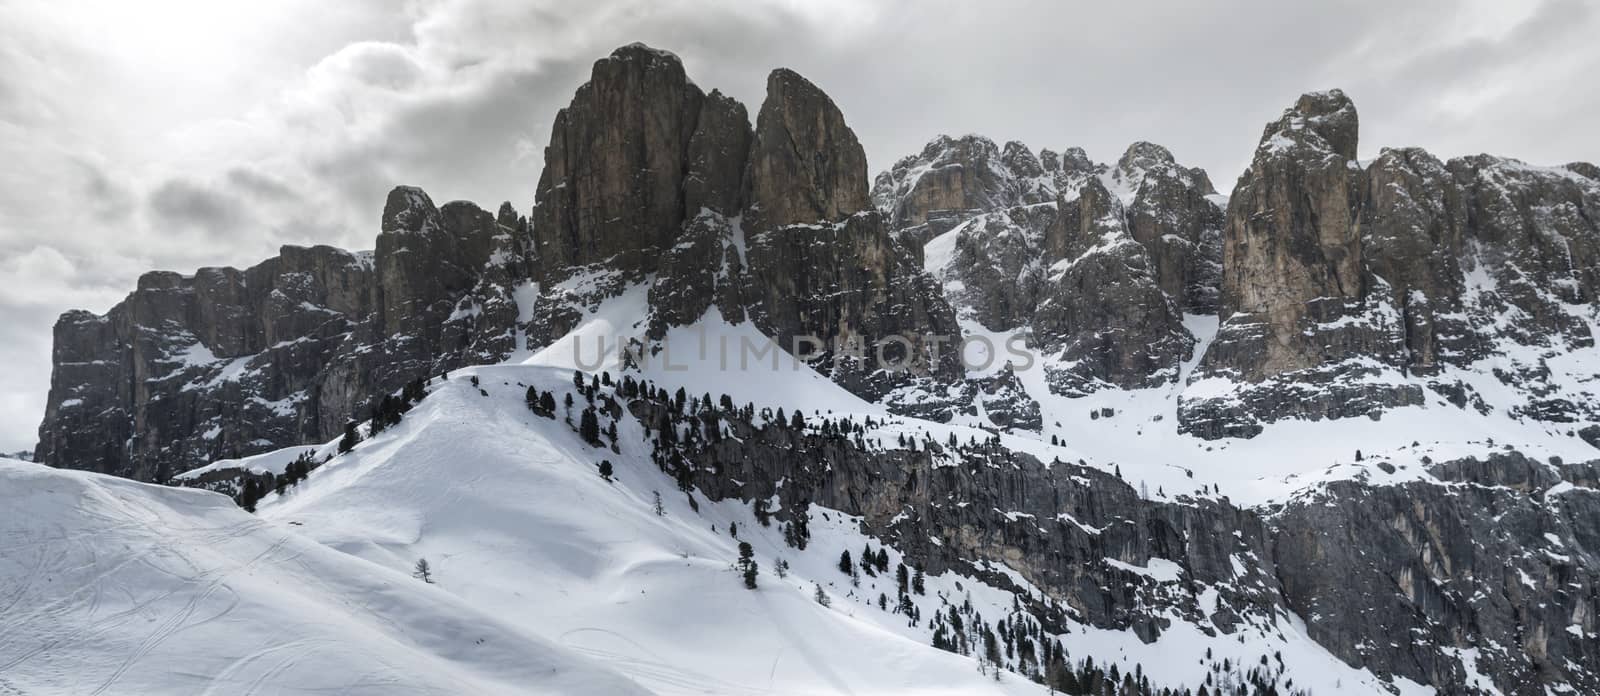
[743, 68, 870, 232]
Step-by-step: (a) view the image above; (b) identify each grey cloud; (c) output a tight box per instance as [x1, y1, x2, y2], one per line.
[77, 160, 135, 218]
[148, 179, 242, 234]
[226, 167, 298, 201]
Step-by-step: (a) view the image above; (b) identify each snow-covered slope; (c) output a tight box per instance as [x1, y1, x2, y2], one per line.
[254, 365, 1050, 695]
[0, 456, 648, 696]
[228, 335, 1412, 695]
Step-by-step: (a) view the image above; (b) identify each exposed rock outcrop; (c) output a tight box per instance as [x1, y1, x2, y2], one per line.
[635, 394, 1600, 694]
[1180, 90, 1422, 438]
[742, 69, 871, 233]
[1269, 452, 1600, 693]
[1035, 178, 1194, 394]
[877, 136, 1222, 398]
[1180, 89, 1600, 438]
[35, 189, 533, 481]
[531, 44, 708, 281]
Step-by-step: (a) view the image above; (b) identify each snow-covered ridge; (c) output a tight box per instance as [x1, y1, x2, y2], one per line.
[0, 456, 648, 696]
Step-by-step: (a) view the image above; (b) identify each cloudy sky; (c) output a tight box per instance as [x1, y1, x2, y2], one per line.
[2, 0, 1597, 452]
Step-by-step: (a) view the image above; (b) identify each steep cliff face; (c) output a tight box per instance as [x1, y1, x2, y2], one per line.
[1113, 142, 1225, 315]
[1179, 90, 1422, 438]
[531, 43, 707, 281]
[1179, 90, 1600, 438]
[37, 44, 983, 476]
[633, 394, 1600, 695]
[1269, 453, 1600, 693]
[742, 69, 872, 233]
[35, 189, 534, 481]
[738, 69, 966, 417]
[870, 135, 1056, 250]
[1035, 177, 1194, 394]
[880, 136, 1223, 396]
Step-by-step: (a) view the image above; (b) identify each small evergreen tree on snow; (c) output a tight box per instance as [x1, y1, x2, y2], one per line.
[579, 408, 601, 445]
[238, 478, 263, 513]
[652, 490, 666, 516]
[413, 558, 434, 584]
[525, 386, 540, 411]
[598, 460, 613, 481]
[838, 550, 853, 575]
[338, 421, 361, 453]
[737, 541, 758, 589]
[728, 521, 738, 537]
[813, 584, 830, 607]
[912, 567, 926, 595]
[753, 499, 771, 526]
[538, 391, 557, 417]
[774, 558, 789, 578]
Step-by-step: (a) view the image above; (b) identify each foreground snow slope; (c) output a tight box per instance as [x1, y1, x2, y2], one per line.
[0, 457, 647, 696]
[250, 360, 1419, 695]
[261, 366, 1051, 695]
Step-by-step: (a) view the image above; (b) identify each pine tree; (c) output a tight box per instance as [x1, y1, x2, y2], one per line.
[813, 583, 830, 607]
[579, 408, 600, 444]
[338, 421, 361, 453]
[875, 548, 889, 572]
[413, 557, 434, 583]
[538, 391, 557, 417]
[838, 550, 853, 574]
[652, 491, 666, 516]
[239, 478, 263, 513]
[912, 566, 926, 594]
[790, 410, 805, 430]
[598, 460, 613, 481]
[737, 541, 758, 589]
[369, 403, 387, 434]
[897, 563, 910, 595]
[573, 370, 584, 390]
[526, 386, 540, 411]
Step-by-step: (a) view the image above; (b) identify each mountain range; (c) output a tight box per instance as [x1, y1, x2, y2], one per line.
[12, 42, 1600, 695]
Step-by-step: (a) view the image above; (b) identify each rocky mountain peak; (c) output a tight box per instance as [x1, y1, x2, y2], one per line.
[1115, 140, 1176, 173]
[1056, 146, 1101, 175]
[531, 41, 707, 281]
[743, 68, 870, 232]
[1000, 140, 1044, 179]
[1259, 89, 1359, 160]
[1567, 161, 1600, 180]
[381, 186, 442, 235]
